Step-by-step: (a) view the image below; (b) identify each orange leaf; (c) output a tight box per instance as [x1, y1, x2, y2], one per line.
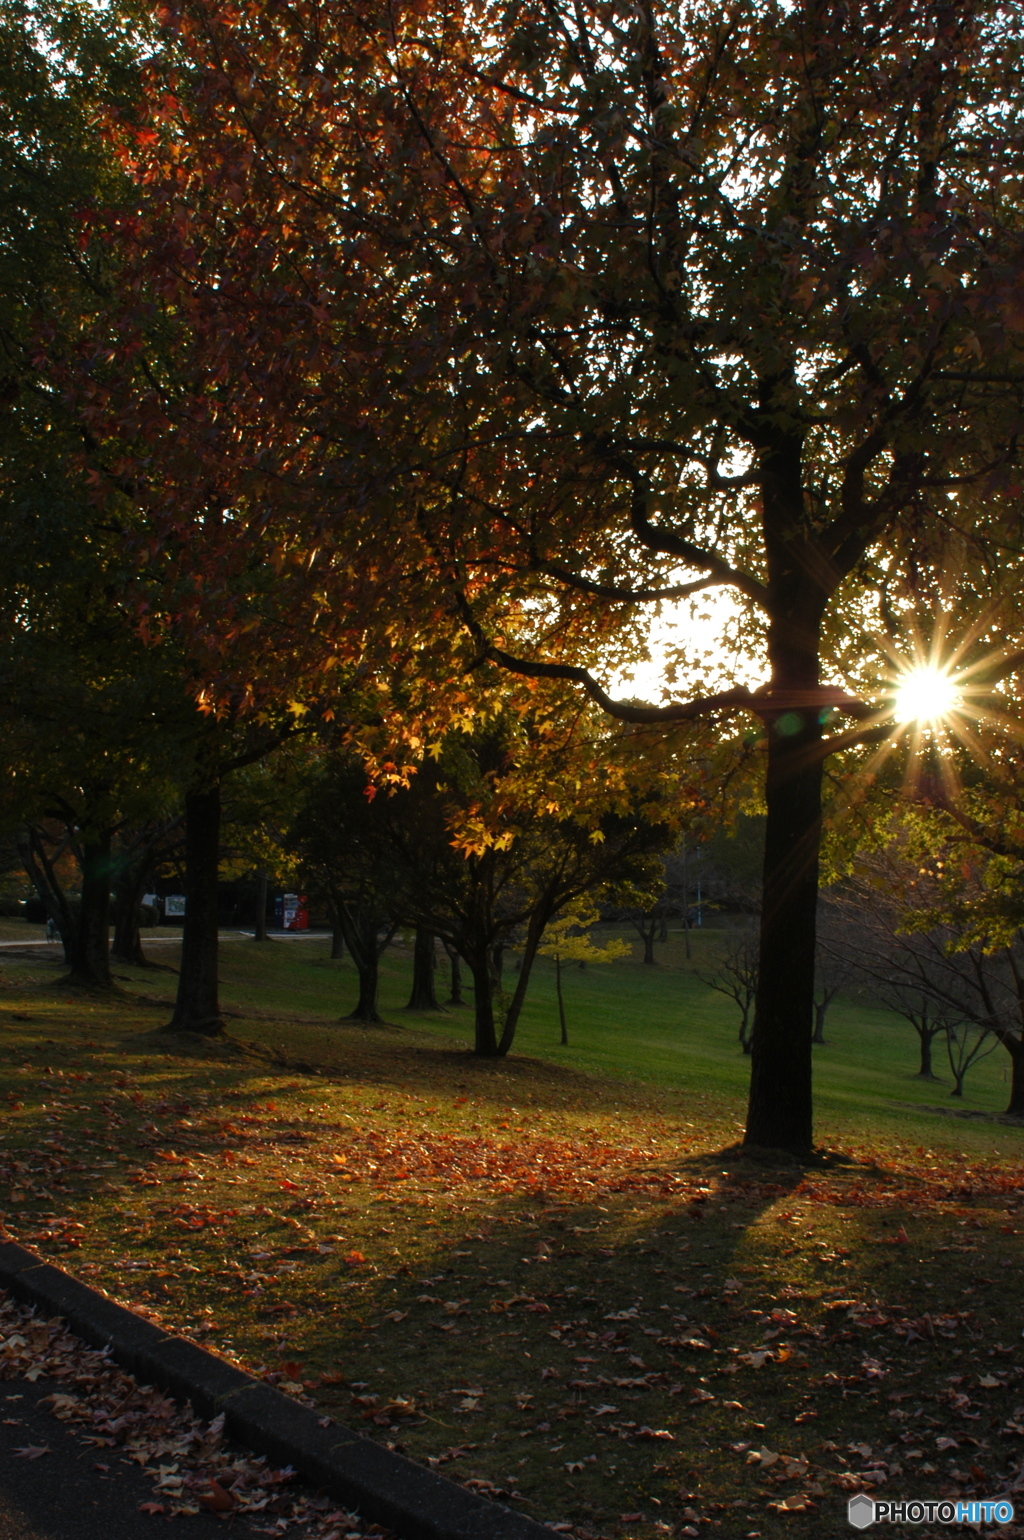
[198, 1480, 236, 1512]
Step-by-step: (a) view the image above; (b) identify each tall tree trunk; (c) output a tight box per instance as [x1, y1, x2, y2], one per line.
[682, 916, 691, 961]
[18, 826, 76, 965]
[347, 944, 382, 1023]
[1003, 1036, 1024, 1115]
[497, 912, 546, 1056]
[110, 846, 154, 967]
[406, 927, 440, 1010]
[745, 618, 823, 1153]
[168, 782, 223, 1034]
[443, 941, 464, 1004]
[111, 889, 147, 966]
[253, 869, 269, 942]
[811, 994, 831, 1045]
[335, 909, 390, 1023]
[69, 828, 113, 988]
[642, 922, 656, 964]
[555, 954, 568, 1045]
[917, 1027, 937, 1079]
[330, 922, 345, 960]
[470, 952, 499, 1055]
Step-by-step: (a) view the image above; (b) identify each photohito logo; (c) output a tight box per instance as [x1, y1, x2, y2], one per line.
[848, 1495, 1015, 1528]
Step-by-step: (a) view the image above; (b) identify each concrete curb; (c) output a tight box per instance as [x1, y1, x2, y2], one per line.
[0, 1242, 553, 1540]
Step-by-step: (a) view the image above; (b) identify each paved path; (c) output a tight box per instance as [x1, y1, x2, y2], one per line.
[0, 931, 330, 951]
[0, 1376, 212, 1540]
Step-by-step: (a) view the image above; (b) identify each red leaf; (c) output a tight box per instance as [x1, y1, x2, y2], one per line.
[198, 1479, 236, 1512]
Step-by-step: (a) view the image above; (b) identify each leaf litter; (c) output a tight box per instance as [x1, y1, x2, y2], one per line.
[0, 1292, 389, 1538]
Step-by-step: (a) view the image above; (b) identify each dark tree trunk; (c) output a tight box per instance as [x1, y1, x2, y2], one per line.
[658, 914, 668, 942]
[348, 943, 382, 1023]
[168, 782, 223, 1034]
[745, 603, 823, 1153]
[18, 825, 76, 964]
[812, 989, 836, 1045]
[253, 869, 269, 942]
[335, 908, 393, 1023]
[443, 941, 464, 1004]
[406, 927, 441, 1010]
[69, 828, 114, 988]
[470, 952, 499, 1055]
[555, 954, 568, 1045]
[110, 845, 155, 968]
[1003, 1037, 1024, 1115]
[330, 922, 345, 960]
[917, 1028, 938, 1079]
[490, 941, 505, 987]
[642, 923, 656, 964]
[111, 890, 147, 967]
[496, 910, 547, 1056]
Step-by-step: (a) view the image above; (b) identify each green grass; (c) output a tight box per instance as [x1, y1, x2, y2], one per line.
[0, 932, 1021, 1540]
[140, 924, 1020, 1156]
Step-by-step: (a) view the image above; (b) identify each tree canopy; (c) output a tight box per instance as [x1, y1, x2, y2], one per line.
[40, 0, 1024, 1145]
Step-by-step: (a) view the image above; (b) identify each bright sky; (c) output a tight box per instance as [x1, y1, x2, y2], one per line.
[608, 589, 767, 706]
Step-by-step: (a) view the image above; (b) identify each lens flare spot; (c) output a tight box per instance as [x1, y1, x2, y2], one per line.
[894, 666, 960, 724]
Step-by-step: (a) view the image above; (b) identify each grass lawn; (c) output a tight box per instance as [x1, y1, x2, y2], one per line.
[0, 927, 1021, 1540]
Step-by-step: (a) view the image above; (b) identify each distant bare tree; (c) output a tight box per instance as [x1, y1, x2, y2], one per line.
[699, 929, 759, 1054]
[823, 863, 1021, 1103]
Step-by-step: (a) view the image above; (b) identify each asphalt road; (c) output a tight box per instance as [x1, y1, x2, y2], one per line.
[0, 1376, 214, 1540]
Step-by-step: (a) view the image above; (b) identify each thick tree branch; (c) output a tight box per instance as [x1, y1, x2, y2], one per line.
[454, 591, 868, 728]
[613, 457, 769, 607]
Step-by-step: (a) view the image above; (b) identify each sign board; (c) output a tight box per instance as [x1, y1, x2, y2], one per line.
[164, 895, 186, 917]
[273, 893, 309, 931]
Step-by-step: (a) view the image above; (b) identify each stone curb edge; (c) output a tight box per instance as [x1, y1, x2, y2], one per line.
[0, 1241, 554, 1540]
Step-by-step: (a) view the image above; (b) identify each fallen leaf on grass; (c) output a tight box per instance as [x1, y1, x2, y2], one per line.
[13, 1444, 50, 1459]
[139, 1502, 166, 1515]
[768, 1495, 815, 1513]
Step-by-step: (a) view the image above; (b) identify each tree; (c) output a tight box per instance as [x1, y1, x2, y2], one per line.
[109, 816, 182, 967]
[375, 723, 679, 1056]
[82, 0, 1024, 1147]
[405, 929, 442, 1013]
[538, 900, 630, 1045]
[288, 706, 680, 1054]
[617, 896, 669, 966]
[944, 1018, 998, 1100]
[286, 757, 400, 1025]
[811, 901, 857, 1046]
[698, 929, 760, 1055]
[824, 856, 1024, 1105]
